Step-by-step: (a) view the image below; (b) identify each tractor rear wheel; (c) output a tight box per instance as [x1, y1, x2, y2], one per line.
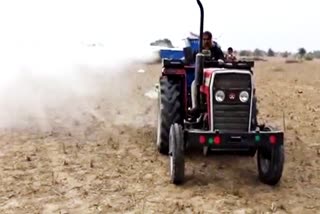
[257, 126, 285, 185]
[169, 123, 185, 184]
[156, 76, 182, 155]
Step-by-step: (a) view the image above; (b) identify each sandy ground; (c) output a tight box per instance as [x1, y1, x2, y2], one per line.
[1, 58, 320, 214]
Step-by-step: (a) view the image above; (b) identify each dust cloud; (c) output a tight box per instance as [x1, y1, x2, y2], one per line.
[0, 0, 166, 132]
[0, 41, 158, 132]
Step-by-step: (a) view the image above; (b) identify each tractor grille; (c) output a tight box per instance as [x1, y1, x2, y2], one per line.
[212, 73, 252, 132]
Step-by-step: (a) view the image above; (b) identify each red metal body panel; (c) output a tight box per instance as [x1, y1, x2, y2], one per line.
[202, 68, 214, 128]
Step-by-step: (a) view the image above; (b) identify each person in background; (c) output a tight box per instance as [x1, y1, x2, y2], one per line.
[225, 47, 237, 62]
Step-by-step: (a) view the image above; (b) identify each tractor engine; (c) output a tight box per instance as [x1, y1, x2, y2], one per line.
[208, 70, 253, 132]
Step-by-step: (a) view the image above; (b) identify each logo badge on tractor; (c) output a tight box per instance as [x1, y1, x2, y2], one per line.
[229, 93, 236, 100]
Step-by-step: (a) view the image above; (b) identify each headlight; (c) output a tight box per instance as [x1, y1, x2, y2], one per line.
[239, 91, 249, 102]
[215, 90, 225, 102]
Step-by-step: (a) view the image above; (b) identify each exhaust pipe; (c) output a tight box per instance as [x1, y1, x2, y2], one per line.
[196, 0, 204, 54]
[192, 0, 204, 111]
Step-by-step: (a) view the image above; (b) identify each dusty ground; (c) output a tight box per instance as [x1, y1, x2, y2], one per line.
[0, 58, 320, 214]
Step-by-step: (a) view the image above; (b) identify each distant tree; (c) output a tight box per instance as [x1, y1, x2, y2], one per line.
[267, 48, 275, 57]
[253, 48, 265, 57]
[298, 48, 306, 58]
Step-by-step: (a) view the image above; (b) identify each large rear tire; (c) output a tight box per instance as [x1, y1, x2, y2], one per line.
[156, 76, 182, 155]
[169, 123, 185, 185]
[257, 126, 285, 185]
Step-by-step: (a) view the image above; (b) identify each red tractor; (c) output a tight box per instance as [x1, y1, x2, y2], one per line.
[156, 0, 285, 185]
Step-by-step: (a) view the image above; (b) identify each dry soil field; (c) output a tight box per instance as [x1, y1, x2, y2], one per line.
[0, 58, 320, 213]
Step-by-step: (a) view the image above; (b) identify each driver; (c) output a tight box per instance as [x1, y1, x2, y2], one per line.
[201, 31, 225, 61]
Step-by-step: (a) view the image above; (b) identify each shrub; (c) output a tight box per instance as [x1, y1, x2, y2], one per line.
[305, 53, 314, 61]
[311, 51, 320, 59]
[253, 49, 265, 57]
[239, 50, 252, 56]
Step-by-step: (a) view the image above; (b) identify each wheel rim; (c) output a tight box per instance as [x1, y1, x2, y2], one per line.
[260, 158, 270, 174]
[170, 155, 173, 176]
[156, 91, 161, 146]
[260, 127, 272, 174]
[156, 110, 161, 146]
[259, 152, 271, 174]
[169, 127, 174, 177]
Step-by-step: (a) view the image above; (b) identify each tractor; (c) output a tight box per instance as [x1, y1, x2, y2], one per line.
[156, 0, 285, 185]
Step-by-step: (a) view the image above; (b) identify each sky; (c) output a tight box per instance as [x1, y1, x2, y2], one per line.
[0, 0, 319, 52]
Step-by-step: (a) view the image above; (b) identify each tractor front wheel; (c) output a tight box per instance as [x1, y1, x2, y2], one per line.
[257, 127, 285, 185]
[169, 123, 185, 185]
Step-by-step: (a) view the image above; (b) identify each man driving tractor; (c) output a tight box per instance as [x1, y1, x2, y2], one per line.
[198, 31, 225, 61]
